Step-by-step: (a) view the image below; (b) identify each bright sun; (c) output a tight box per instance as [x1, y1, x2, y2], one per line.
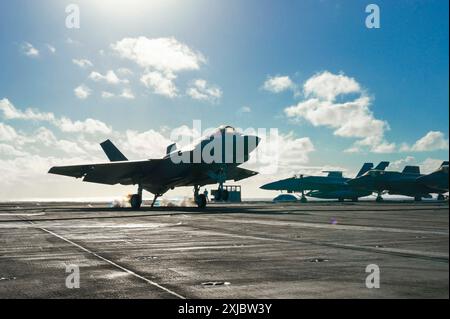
[88, 0, 176, 16]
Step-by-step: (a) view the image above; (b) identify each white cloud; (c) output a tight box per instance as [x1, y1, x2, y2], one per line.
[57, 117, 112, 135]
[120, 88, 135, 99]
[72, 58, 93, 68]
[89, 70, 129, 85]
[33, 127, 86, 155]
[116, 68, 133, 76]
[120, 129, 172, 158]
[303, 71, 361, 101]
[284, 71, 393, 153]
[101, 91, 115, 99]
[1, 98, 111, 135]
[186, 79, 222, 103]
[66, 38, 81, 46]
[389, 156, 417, 171]
[74, 85, 91, 99]
[0, 98, 55, 121]
[401, 131, 449, 152]
[111, 37, 211, 99]
[0, 143, 28, 157]
[0, 122, 19, 142]
[21, 42, 39, 57]
[141, 71, 177, 98]
[101, 89, 135, 99]
[47, 44, 56, 54]
[388, 156, 445, 174]
[369, 141, 397, 154]
[243, 131, 315, 176]
[237, 106, 251, 114]
[263, 75, 294, 93]
[111, 36, 205, 73]
[420, 158, 446, 174]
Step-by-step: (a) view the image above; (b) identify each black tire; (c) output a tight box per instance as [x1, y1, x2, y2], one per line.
[376, 196, 383, 203]
[437, 194, 445, 201]
[300, 196, 308, 203]
[222, 190, 229, 201]
[196, 194, 207, 208]
[130, 194, 142, 210]
[414, 196, 422, 202]
[338, 197, 344, 202]
[351, 197, 359, 202]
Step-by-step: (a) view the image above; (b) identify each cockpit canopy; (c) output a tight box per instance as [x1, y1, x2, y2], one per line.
[365, 170, 386, 177]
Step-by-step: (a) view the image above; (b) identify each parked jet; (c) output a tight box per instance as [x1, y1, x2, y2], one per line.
[49, 125, 260, 209]
[347, 162, 448, 202]
[416, 161, 449, 200]
[259, 162, 389, 202]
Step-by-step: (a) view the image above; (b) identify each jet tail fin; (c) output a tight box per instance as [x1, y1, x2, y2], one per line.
[100, 140, 128, 162]
[374, 161, 389, 170]
[356, 163, 374, 177]
[402, 165, 420, 175]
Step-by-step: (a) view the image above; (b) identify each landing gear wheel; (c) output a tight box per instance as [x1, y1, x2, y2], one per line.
[338, 197, 344, 202]
[196, 194, 207, 209]
[437, 194, 445, 201]
[414, 196, 422, 202]
[351, 197, 359, 202]
[300, 196, 308, 203]
[376, 196, 383, 203]
[130, 194, 142, 210]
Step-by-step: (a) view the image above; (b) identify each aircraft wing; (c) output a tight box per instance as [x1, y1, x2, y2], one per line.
[49, 160, 258, 188]
[48, 160, 163, 185]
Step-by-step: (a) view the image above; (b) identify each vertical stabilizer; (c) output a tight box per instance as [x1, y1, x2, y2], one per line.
[100, 140, 128, 162]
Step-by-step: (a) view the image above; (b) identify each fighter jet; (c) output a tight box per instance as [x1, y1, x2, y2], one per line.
[416, 161, 449, 200]
[347, 161, 448, 202]
[49, 125, 260, 209]
[260, 162, 389, 202]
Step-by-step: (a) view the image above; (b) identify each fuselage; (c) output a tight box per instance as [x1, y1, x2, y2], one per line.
[416, 166, 449, 193]
[348, 170, 440, 197]
[142, 126, 260, 194]
[260, 175, 372, 199]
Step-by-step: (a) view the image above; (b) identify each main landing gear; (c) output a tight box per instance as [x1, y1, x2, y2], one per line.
[375, 192, 384, 203]
[300, 189, 308, 203]
[129, 184, 162, 210]
[437, 194, 445, 201]
[130, 184, 143, 210]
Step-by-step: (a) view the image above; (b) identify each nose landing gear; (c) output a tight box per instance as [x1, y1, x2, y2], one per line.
[130, 184, 143, 210]
[194, 185, 207, 208]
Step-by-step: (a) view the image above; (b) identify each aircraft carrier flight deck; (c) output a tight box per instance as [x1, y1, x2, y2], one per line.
[0, 201, 448, 299]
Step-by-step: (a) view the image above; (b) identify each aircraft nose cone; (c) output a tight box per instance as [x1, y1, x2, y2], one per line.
[260, 181, 276, 190]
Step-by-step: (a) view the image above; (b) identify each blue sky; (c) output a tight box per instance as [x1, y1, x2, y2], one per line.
[0, 0, 448, 199]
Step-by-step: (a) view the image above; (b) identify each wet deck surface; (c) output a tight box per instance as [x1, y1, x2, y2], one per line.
[0, 201, 448, 298]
